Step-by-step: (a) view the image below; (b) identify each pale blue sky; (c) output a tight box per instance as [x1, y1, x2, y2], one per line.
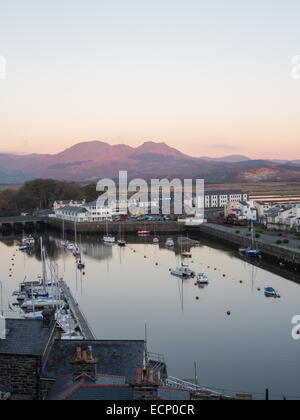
[0, 0, 299, 158]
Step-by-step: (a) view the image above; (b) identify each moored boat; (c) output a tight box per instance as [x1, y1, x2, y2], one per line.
[138, 231, 150, 236]
[182, 251, 192, 258]
[166, 238, 175, 247]
[171, 266, 195, 279]
[264, 287, 280, 298]
[197, 273, 209, 285]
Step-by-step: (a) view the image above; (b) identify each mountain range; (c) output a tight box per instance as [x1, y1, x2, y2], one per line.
[1, 141, 300, 183]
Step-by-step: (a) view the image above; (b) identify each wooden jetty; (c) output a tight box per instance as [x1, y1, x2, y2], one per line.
[59, 280, 95, 340]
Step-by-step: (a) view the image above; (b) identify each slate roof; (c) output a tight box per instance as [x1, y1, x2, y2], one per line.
[66, 385, 133, 401]
[0, 319, 55, 356]
[47, 374, 127, 400]
[43, 340, 144, 383]
[205, 190, 245, 196]
[47, 377, 192, 400]
[158, 386, 191, 400]
[58, 206, 87, 213]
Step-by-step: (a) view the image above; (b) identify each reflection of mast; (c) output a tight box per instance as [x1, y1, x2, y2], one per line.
[177, 278, 184, 313]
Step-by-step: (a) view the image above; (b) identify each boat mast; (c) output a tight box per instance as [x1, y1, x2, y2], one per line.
[41, 237, 47, 290]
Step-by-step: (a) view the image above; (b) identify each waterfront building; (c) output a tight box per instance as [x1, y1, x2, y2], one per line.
[204, 190, 248, 209]
[51, 200, 113, 223]
[224, 200, 257, 221]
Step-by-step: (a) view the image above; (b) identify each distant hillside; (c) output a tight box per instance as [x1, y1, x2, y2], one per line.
[0, 141, 299, 183]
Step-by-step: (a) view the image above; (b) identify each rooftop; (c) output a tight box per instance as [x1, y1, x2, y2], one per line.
[57, 206, 87, 213]
[0, 318, 56, 356]
[43, 340, 145, 382]
[205, 190, 246, 196]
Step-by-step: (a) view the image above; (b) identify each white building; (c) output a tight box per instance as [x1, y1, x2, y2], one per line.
[51, 200, 113, 223]
[204, 190, 248, 209]
[224, 200, 257, 221]
[278, 205, 300, 231]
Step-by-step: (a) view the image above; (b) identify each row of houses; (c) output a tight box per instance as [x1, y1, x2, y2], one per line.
[51, 190, 249, 223]
[263, 204, 300, 232]
[223, 198, 300, 232]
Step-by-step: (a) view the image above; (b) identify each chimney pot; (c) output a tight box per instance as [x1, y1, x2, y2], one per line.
[88, 346, 93, 361]
[76, 347, 82, 361]
[136, 368, 142, 383]
[148, 368, 154, 383]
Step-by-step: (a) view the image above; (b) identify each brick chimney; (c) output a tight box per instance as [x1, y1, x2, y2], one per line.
[70, 346, 98, 382]
[42, 309, 56, 328]
[131, 368, 158, 400]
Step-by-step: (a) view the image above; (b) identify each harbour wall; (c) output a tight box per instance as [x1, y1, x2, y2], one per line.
[48, 218, 186, 235]
[187, 223, 300, 269]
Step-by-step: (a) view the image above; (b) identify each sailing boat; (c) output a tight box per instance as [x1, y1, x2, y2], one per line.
[171, 239, 195, 278]
[103, 220, 115, 243]
[245, 221, 261, 258]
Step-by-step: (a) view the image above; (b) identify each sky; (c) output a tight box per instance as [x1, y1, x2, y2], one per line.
[0, 0, 299, 159]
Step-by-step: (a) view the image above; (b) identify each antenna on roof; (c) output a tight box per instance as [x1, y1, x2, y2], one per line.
[143, 323, 148, 370]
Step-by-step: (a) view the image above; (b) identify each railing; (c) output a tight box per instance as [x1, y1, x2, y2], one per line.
[164, 376, 231, 399]
[147, 352, 165, 363]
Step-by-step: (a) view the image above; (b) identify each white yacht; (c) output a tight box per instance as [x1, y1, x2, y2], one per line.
[197, 273, 209, 285]
[171, 266, 195, 279]
[103, 235, 115, 243]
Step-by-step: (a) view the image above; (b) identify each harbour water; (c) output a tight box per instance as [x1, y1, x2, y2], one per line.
[1, 230, 300, 400]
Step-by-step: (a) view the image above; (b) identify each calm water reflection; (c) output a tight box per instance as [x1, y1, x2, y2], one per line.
[1, 230, 300, 399]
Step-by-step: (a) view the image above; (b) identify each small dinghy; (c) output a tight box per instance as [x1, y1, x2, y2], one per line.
[77, 260, 85, 270]
[166, 238, 175, 247]
[264, 287, 280, 298]
[138, 231, 150, 236]
[182, 251, 192, 258]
